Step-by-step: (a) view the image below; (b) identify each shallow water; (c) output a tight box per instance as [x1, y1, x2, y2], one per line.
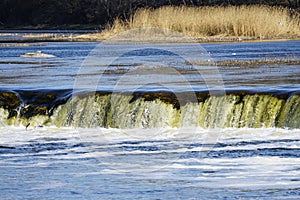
[0, 30, 95, 42]
[0, 40, 299, 91]
[0, 38, 300, 199]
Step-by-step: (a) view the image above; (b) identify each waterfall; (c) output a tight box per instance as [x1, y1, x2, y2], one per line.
[0, 90, 299, 129]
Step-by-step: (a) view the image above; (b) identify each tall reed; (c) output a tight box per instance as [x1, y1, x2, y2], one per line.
[106, 5, 300, 38]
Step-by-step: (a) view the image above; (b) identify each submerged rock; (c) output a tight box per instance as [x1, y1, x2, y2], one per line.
[21, 51, 55, 58]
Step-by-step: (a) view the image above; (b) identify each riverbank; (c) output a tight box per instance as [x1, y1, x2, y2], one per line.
[1, 5, 300, 43]
[1, 34, 300, 44]
[74, 5, 300, 43]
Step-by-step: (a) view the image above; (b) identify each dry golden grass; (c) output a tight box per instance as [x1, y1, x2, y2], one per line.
[96, 5, 300, 40]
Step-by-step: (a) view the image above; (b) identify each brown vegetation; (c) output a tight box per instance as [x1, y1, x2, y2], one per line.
[0, 0, 299, 29]
[76, 5, 300, 41]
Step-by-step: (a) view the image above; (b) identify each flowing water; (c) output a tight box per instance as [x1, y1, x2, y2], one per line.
[0, 34, 299, 199]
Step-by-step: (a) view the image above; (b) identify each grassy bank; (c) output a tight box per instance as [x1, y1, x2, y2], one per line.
[76, 5, 300, 42]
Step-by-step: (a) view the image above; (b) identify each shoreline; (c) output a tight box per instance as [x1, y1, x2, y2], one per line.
[1, 5, 299, 44]
[0, 32, 300, 44]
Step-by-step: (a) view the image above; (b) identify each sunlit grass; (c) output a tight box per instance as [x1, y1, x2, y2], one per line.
[96, 5, 300, 40]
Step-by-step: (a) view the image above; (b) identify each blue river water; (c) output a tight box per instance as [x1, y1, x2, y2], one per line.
[0, 40, 299, 91]
[0, 127, 300, 199]
[0, 37, 299, 199]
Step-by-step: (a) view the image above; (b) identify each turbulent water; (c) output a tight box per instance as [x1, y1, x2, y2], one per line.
[0, 90, 299, 129]
[0, 34, 299, 199]
[1, 127, 300, 199]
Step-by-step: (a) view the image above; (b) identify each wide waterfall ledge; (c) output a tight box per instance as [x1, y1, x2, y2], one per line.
[0, 89, 299, 129]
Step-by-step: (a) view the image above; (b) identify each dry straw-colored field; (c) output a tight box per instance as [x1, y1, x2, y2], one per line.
[77, 5, 300, 41]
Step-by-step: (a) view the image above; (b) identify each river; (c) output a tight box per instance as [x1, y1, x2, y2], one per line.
[0, 33, 299, 199]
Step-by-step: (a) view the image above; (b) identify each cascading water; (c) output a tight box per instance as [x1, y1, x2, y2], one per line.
[1, 90, 299, 129]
